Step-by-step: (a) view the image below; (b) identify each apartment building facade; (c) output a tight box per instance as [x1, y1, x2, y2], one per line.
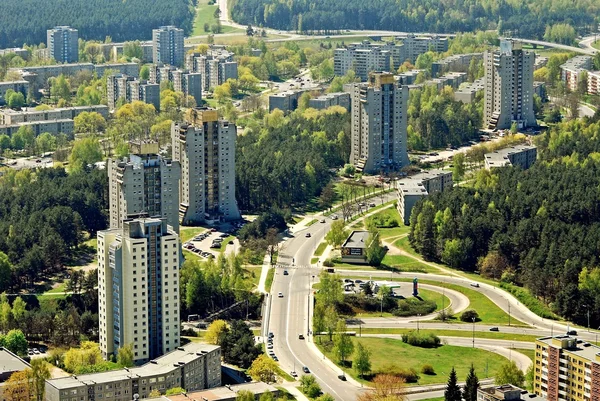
[185, 49, 238, 91]
[152, 26, 185, 67]
[349, 72, 409, 174]
[560, 56, 593, 93]
[0, 80, 29, 105]
[309, 92, 351, 111]
[484, 40, 536, 130]
[108, 141, 180, 232]
[47, 26, 79, 63]
[45, 342, 221, 401]
[97, 218, 181, 365]
[171, 107, 240, 225]
[397, 169, 453, 225]
[534, 335, 600, 401]
[150, 65, 202, 106]
[0, 105, 108, 125]
[400, 34, 449, 63]
[484, 145, 537, 170]
[0, 119, 74, 136]
[334, 45, 391, 81]
[106, 74, 160, 111]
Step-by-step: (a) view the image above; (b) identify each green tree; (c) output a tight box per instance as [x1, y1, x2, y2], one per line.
[165, 387, 186, 395]
[7, 91, 25, 108]
[148, 389, 162, 398]
[63, 341, 103, 374]
[315, 395, 335, 401]
[30, 359, 51, 401]
[462, 364, 479, 401]
[140, 65, 150, 80]
[117, 344, 134, 367]
[69, 136, 103, 173]
[333, 320, 353, 364]
[441, 238, 469, 269]
[235, 390, 254, 401]
[0, 134, 11, 151]
[0, 252, 12, 292]
[4, 329, 28, 357]
[298, 92, 311, 111]
[248, 354, 278, 383]
[445, 367, 461, 401]
[35, 132, 57, 155]
[495, 361, 525, 387]
[221, 320, 261, 368]
[325, 220, 349, 249]
[123, 41, 143, 60]
[354, 342, 371, 378]
[11, 297, 26, 328]
[205, 319, 229, 345]
[452, 153, 466, 182]
[74, 111, 106, 133]
[365, 229, 385, 266]
[318, 270, 343, 307]
[323, 305, 338, 341]
[50, 75, 71, 103]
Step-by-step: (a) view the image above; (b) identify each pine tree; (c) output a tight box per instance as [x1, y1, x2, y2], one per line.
[462, 364, 479, 401]
[445, 367, 462, 401]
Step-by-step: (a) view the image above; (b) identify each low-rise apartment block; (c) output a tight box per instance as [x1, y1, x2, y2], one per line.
[0, 80, 29, 104]
[161, 382, 278, 401]
[107, 74, 160, 111]
[0, 347, 30, 400]
[308, 92, 351, 111]
[0, 105, 108, 125]
[397, 169, 453, 225]
[479, 384, 546, 401]
[587, 70, 600, 95]
[400, 34, 448, 63]
[0, 119, 74, 136]
[431, 53, 482, 77]
[45, 342, 221, 401]
[484, 145, 537, 170]
[560, 56, 593, 92]
[455, 77, 485, 103]
[0, 47, 29, 59]
[534, 335, 600, 401]
[269, 90, 305, 113]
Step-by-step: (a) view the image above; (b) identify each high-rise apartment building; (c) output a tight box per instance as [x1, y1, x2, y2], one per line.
[171, 107, 240, 225]
[97, 217, 181, 365]
[334, 45, 392, 81]
[348, 72, 409, 174]
[185, 49, 237, 91]
[108, 141, 181, 232]
[47, 26, 79, 63]
[534, 335, 600, 401]
[149, 65, 203, 107]
[152, 26, 185, 67]
[484, 40, 536, 130]
[106, 74, 160, 111]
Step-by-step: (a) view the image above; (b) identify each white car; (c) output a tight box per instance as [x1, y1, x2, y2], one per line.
[278, 292, 284, 298]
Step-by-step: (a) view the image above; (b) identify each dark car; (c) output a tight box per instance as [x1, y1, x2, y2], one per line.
[298, 334, 305, 340]
[283, 270, 289, 275]
[489, 327, 499, 332]
[303, 366, 310, 373]
[338, 375, 347, 381]
[567, 330, 578, 335]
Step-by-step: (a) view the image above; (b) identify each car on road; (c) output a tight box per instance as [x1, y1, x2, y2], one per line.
[267, 344, 273, 349]
[320, 219, 325, 223]
[338, 374, 346, 381]
[369, 203, 376, 207]
[278, 292, 284, 298]
[331, 215, 338, 220]
[298, 334, 305, 340]
[268, 332, 274, 338]
[273, 356, 279, 361]
[302, 366, 310, 373]
[283, 270, 289, 275]
[567, 330, 578, 335]
[291, 371, 298, 378]
[489, 327, 499, 331]
[219, 233, 229, 238]
[305, 233, 311, 238]
[470, 283, 480, 288]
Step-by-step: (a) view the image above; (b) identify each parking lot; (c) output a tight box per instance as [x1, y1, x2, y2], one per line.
[182, 222, 243, 260]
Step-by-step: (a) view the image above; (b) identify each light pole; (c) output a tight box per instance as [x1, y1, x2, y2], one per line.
[596, 326, 599, 345]
[417, 314, 421, 332]
[472, 317, 475, 348]
[508, 301, 511, 327]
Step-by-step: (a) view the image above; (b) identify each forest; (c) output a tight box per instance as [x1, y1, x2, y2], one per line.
[231, 0, 597, 40]
[0, 167, 108, 292]
[408, 117, 600, 326]
[235, 107, 351, 212]
[0, 0, 195, 49]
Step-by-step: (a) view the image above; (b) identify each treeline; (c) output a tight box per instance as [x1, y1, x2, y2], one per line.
[407, 85, 482, 150]
[409, 119, 600, 326]
[0, 0, 195, 48]
[230, 0, 597, 39]
[0, 167, 108, 292]
[235, 107, 350, 212]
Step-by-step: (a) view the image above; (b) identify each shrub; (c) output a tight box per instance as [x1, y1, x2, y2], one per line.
[401, 330, 441, 348]
[436, 308, 454, 321]
[323, 259, 334, 267]
[392, 298, 436, 317]
[421, 364, 435, 375]
[460, 309, 480, 322]
[379, 364, 420, 383]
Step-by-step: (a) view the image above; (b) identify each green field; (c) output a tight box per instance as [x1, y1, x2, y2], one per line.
[515, 348, 535, 362]
[191, 0, 242, 36]
[319, 337, 506, 385]
[265, 267, 275, 292]
[314, 242, 327, 257]
[357, 328, 539, 342]
[594, 40, 600, 51]
[349, 288, 451, 318]
[180, 227, 209, 243]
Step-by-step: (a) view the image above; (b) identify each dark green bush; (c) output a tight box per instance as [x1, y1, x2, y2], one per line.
[392, 298, 436, 317]
[401, 330, 441, 348]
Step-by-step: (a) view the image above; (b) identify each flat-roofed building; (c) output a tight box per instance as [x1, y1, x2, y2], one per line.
[533, 335, 600, 401]
[309, 92, 351, 111]
[269, 90, 305, 113]
[45, 342, 221, 401]
[47, 26, 78, 63]
[484, 145, 537, 170]
[0, 80, 29, 105]
[397, 169, 453, 225]
[0, 105, 108, 125]
[431, 53, 482, 78]
[0, 347, 30, 400]
[400, 34, 448, 63]
[185, 48, 237, 91]
[0, 119, 74, 136]
[587, 70, 600, 95]
[560, 56, 593, 92]
[164, 382, 279, 401]
[479, 385, 546, 401]
[341, 230, 371, 264]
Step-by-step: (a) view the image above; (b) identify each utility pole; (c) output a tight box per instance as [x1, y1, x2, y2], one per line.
[472, 317, 475, 348]
[417, 314, 421, 332]
[508, 302, 511, 326]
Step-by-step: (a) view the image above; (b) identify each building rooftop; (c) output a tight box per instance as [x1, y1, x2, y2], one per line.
[484, 145, 536, 167]
[341, 230, 370, 249]
[536, 335, 600, 361]
[164, 383, 278, 401]
[398, 178, 428, 195]
[0, 348, 29, 380]
[47, 342, 219, 390]
[479, 384, 546, 401]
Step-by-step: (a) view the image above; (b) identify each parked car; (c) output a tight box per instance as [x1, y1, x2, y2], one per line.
[303, 366, 310, 373]
[338, 375, 347, 381]
[489, 327, 499, 332]
[320, 219, 325, 223]
[470, 283, 480, 288]
[331, 215, 338, 220]
[291, 371, 298, 378]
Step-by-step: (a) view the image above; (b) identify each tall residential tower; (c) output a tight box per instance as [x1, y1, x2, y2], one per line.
[484, 40, 536, 130]
[152, 26, 185, 67]
[171, 107, 240, 225]
[108, 141, 181, 231]
[97, 218, 181, 364]
[349, 72, 409, 174]
[47, 26, 79, 63]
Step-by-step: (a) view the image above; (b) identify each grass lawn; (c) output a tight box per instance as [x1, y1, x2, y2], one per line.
[318, 337, 506, 385]
[349, 288, 451, 318]
[265, 267, 275, 292]
[244, 265, 262, 289]
[514, 348, 534, 362]
[180, 227, 209, 243]
[45, 282, 67, 294]
[191, 0, 242, 36]
[216, 235, 235, 252]
[380, 226, 410, 239]
[358, 328, 539, 342]
[393, 236, 419, 257]
[306, 219, 318, 227]
[311, 257, 319, 264]
[380, 254, 445, 274]
[314, 242, 327, 257]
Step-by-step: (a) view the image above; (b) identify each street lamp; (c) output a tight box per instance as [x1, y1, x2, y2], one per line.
[508, 301, 511, 327]
[472, 317, 476, 348]
[417, 314, 421, 332]
[596, 326, 599, 345]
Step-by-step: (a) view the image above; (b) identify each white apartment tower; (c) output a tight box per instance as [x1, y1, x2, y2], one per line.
[152, 26, 185, 67]
[171, 107, 240, 225]
[97, 217, 181, 365]
[484, 40, 536, 130]
[349, 72, 409, 174]
[47, 26, 79, 63]
[108, 141, 181, 232]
